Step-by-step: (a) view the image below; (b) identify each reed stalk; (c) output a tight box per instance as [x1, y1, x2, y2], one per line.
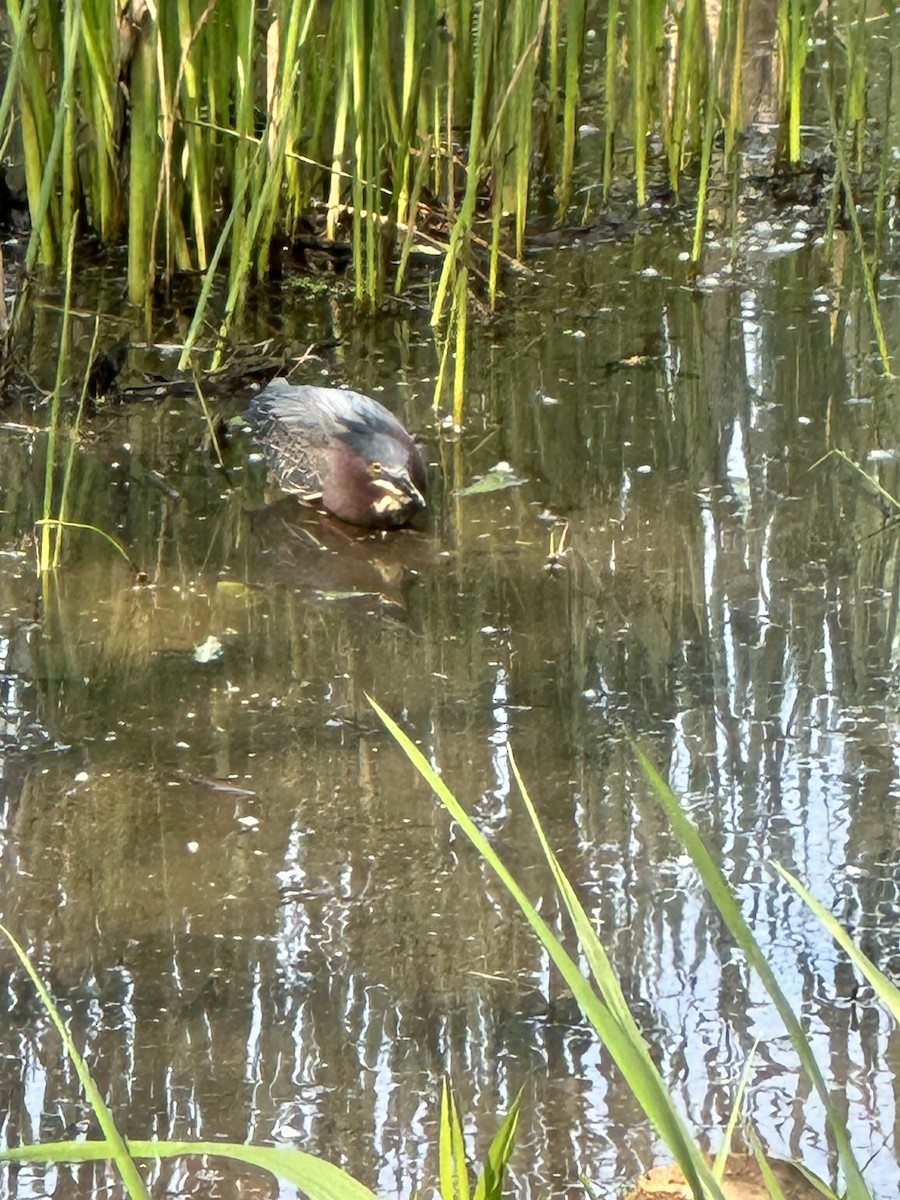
[666, 0, 704, 195]
[629, 1, 648, 207]
[127, 11, 159, 305]
[452, 265, 468, 427]
[723, 0, 747, 167]
[39, 221, 77, 572]
[52, 317, 100, 568]
[3, 0, 895, 420]
[692, 3, 727, 261]
[558, 0, 586, 214]
[602, 0, 620, 201]
[777, 0, 809, 164]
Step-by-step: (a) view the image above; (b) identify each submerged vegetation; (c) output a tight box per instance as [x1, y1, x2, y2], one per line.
[2, 1, 899, 408]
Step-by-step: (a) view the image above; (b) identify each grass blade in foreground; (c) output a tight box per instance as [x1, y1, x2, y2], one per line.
[0, 1141, 378, 1200]
[439, 1076, 471, 1200]
[0, 924, 151, 1200]
[437, 1076, 520, 1200]
[635, 749, 873, 1200]
[773, 863, 900, 1024]
[369, 698, 728, 1200]
[472, 1085, 521, 1200]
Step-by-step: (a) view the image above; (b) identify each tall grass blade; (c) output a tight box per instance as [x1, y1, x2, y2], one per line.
[0, 0, 35, 155]
[473, 1087, 520, 1200]
[692, 4, 724, 260]
[558, 0, 586, 213]
[439, 1078, 471, 1200]
[39, 220, 78, 571]
[370, 698, 728, 1200]
[773, 864, 900, 1024]
[629, 0, 648, 206]
[0, 925, 151, 1199]
[127, 9, 159, 304]
[602, 0, 619, 201]
[0, 1139, 378, 1200]
[23, 0, 82, 272]
[635, 748, 873, 1200]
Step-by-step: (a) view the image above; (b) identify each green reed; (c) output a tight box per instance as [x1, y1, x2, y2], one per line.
[375, 697, 891, 1200]
[0, 925, 519, 1200]
[5, 1, 898, 412]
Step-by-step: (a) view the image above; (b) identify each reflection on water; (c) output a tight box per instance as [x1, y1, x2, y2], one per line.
[1, 226, 899, 1198]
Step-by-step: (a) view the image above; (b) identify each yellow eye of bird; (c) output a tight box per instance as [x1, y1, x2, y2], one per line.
[370, 461, 383, 475]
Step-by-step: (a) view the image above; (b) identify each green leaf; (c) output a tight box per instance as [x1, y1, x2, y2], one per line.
[473, 1088, 521, 1200]
[0, 1140, 379, 1200]
[773, 863, 900, 1024]
[369, 699, 728, 1200]
[0, 926, 151, 1199]
[635, 749, 874, 1200]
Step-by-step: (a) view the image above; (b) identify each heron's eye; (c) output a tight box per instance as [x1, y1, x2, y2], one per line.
[369, 461, 383, 475]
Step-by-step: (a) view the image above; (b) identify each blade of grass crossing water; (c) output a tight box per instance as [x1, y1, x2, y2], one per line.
[370, 699, 729, 1200]
[748, 1131, 790, 1200]
[506, 748, 645, 1040]
[635, 747, 874, 1200]
[711, 1042, 758, 1180]
[0, 1138, 379, 1200]
[0, 925, 151, 1198]
[773, 864, 900, 1023]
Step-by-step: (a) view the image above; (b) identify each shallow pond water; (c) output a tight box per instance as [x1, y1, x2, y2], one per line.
[1, 213, 899, 1198]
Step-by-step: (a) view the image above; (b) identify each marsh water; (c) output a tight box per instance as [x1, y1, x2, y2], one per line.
[1, 210, 900, 1198]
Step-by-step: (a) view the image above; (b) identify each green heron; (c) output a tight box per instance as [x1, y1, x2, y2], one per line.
[246, 379, 428, 529]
